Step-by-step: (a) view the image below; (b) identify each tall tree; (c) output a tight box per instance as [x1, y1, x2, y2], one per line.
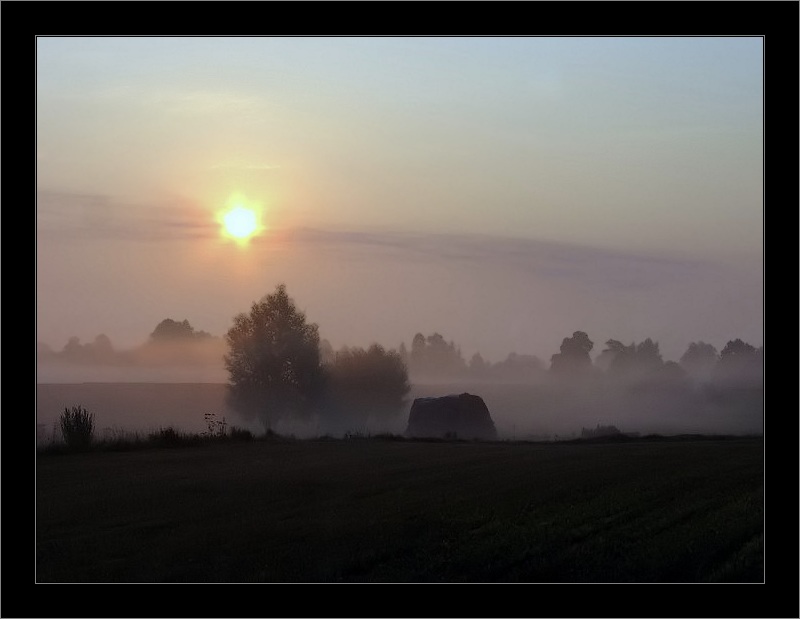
[550, 331, 594, 375]
[150, 318, 196, 341]
[325, 344, 410, 431]
[634, 338, 663, 373]
[224, 284, 325, 429]
[407, 332, 467, 379]
[716, 339, 761, 384]
[679, 341, 719, 381]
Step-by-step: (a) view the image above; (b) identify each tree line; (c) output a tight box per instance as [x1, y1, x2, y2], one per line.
[394, 329, 762, 387]
[38, 284, 762, 433]
[223, 285, 761, 432]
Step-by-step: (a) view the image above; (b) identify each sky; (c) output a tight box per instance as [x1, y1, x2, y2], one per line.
[36, 36, 763, 371]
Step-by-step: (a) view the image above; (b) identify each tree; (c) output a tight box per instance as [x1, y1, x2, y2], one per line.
[397, 342, 409, 367]
[407, 332, 467, 379]
[469, 352, 489, 377]
[224, 284, 325, 429]
[550, 331, 594, 375]
[319, 339, 335, 366]
[599, 338, 665, 381]
[719, 338, 757, 363]
[634, 338, 663, 373]
[325, 344, 410, 431]
[491, 352, 544, 382]
[679, 341, 718, 382]
[716, 339, 762, 385]
[90, 334, 115, 361]
[150, 318, 210, 341]
[595, 339, 629, 371]
[63, 336, 86, 360]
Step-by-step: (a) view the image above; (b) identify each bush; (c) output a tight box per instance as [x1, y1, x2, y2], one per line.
[229, 426, 253, 441]
[325, 344, 410, 427]
[203, 413, 227, 439]
[148, 426, 188, 447]
[60, 405, 95, 450]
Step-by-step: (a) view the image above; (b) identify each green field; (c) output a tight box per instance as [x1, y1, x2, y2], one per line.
[36, 436, 763, 583]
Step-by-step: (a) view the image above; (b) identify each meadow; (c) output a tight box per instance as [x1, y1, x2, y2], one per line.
[36, 434, 763, 583]
[36, 380, 764, 441]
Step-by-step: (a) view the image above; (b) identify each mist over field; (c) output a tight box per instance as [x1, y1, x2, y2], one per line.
[36, 36, 763, 443]
[33, 35, 768, 590]
[36, 325, 763, 442]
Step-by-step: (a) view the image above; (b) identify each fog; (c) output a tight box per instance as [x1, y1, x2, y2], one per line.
[37, 330, 763, 442]
[36, 36, 762, 444]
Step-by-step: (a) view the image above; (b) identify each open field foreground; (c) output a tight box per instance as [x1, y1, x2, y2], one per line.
[36, 436, 763, 583]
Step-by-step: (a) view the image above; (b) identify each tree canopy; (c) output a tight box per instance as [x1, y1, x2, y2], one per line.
[408, 332, 467, 379]
[150, 318, 212, 341]
[324, 344, 410, 431]
[224, 284, 325, 428]
[679, 341, 719, 381]
[550, 331, 594, 375]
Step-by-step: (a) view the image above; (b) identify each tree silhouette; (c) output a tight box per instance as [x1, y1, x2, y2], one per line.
[679, 341, 718, 382]
[595, 339, 630, 371]
[469, 352, 489, 377]
[550, 331, 594, 375]
[319, 338, 335, 366]
[492, 352, 544, 382]
[716, 339, 762, 385]
[596, 338, 665, 379]
[150, 318, 211, 341]
[224, 284, 325, 429]
[325, 344, 410, 430]
[634, 338, 663, 373]
[408, 332, 467, 379]
[58, 335, 116, 364]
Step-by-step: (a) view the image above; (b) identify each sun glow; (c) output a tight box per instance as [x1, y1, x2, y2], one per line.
[217, 196, 265, 245]
[224, 207, 257, 238]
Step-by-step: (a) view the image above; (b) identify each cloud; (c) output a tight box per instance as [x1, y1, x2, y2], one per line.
[35, 190, 738, 290]
[36, 189, 749, 307]
[281, 226, 728, 292]
[36, 190, 217, 242]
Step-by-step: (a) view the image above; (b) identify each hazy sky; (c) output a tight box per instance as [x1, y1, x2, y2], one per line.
[37, 36, 763, 367]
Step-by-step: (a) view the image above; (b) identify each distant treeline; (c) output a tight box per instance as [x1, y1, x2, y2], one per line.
[394, 330, 762, 388]
[37, 319, 227, 367]
[39, 321, 762, 390]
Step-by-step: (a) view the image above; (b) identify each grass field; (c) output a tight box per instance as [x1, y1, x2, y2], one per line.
[36, 435, 763, 583]
[36, 380, 764, 440]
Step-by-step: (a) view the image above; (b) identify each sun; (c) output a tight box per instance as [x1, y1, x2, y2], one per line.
[217, 196, 264, 245]
[223, 207, 257, 239]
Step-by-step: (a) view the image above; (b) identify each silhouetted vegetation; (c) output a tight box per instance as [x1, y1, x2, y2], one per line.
[407, 332, 468, 380]
[148, 426, 188, 448]
[202, 412, 228, 438]
[323, 344, 410, 432]
[679, 341, 719, 382]
[38, 318, 226, 371]
[550, 330, 594, 377]
[37, 287, 761, 440]
[59, 405, 94, 451]
[39, 412, 267, 455]
[224, 284, 326, 430]
[580, 423, 622, 439]
[150, 318, 213, 342]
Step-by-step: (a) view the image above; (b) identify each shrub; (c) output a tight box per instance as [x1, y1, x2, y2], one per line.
[229, 426, 253, 441]
[60, 405, 95, 450]
[325, 344, 410, 428]
[203, 413, 227, 439]
[148, 426, 186, 447]
[581, 424, 622, 439]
